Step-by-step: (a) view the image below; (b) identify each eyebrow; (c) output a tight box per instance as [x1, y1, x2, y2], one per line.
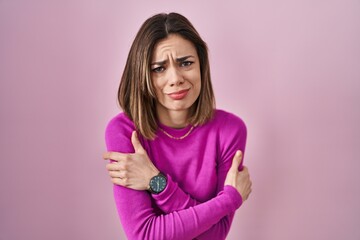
[151, 55, 194, 66]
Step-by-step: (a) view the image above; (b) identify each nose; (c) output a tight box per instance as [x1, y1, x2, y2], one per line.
[167, 66, 184, 87]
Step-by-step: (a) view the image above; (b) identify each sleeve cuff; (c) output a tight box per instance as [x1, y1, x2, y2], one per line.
[151, 174, 177, 201]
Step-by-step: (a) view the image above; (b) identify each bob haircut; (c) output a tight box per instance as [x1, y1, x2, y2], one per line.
[118, 12, 215, 139]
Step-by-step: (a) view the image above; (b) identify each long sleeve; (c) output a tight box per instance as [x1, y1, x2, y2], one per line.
[152, 113, 247, 211]
[151, 174, 201, 213]
[148, 112, 248, 239]
[113, 184, 241, 240]
[195, 113, 247, 239]
[105, 114, 243, 240]
[152, 176, 240, 240]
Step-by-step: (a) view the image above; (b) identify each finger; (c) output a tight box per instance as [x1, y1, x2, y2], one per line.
[106, 163, 121, 171]
[230, 150, 243, 171]
[131, 131, 144, 153]
[109, 170, 120, 178]
[109, 170, 126, 178]
[111, 177, 129, 187]
[247, 187, 252, 200]
[103, 152, 128, 162]
[240, 166, 248, 173]
[111, 177, 124, 186]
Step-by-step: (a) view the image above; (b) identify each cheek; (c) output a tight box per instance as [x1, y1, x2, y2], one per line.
[192, 73, 201, 92]
[151, 78, 163, 95]
[185, 70, 201, 85]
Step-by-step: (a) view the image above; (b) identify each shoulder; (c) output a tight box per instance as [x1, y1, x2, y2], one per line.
[105, 112, 135, 134]
[212, 109, 248, 165]
[212, 109, 247, 133]
[105, 112, 135, 152]
[212, 109, 247, 150]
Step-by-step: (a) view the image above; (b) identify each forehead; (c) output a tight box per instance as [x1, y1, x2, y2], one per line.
[152, 34, 198, 61]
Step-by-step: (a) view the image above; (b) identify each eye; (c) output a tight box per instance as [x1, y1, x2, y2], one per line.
[151, 66, 165, 73]
[180, 61, 193, 67]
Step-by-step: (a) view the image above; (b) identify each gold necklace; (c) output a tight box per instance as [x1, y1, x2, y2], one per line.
[159, 126, 195, 140]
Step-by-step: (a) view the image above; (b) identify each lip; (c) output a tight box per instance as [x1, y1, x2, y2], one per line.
[168, 89, 190, 100]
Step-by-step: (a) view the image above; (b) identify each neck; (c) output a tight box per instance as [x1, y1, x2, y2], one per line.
[157, 106, 189, 129]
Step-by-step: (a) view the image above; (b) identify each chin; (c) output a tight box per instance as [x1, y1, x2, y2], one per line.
[168, 105, 191, 111]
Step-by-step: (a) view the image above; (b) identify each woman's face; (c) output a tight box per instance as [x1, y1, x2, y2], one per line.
[150, 34, 201, 119]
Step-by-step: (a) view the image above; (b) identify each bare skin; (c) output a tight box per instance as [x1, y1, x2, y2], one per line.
[224, 150, 252, 201]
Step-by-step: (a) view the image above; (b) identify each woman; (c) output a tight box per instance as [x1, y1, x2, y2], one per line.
[103, 12, 252, 240]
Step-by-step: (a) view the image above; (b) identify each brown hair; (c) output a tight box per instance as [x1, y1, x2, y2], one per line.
[118, 12, 215, 139]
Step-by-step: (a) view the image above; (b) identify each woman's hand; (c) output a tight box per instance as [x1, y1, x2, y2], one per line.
[224, 150, 252, 201]
[103, 131, 160, 191]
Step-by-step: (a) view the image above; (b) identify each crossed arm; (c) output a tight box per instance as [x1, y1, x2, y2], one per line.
[104, 127, 251, 239]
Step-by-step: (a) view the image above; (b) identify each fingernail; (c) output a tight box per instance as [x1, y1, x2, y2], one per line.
[236, 150, 242, 157]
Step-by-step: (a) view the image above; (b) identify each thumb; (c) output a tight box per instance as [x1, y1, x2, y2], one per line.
[131, 131, 144, 153]
[230, 150, 243, 171]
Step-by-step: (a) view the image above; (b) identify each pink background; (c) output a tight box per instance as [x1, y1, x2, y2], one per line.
[1, 0, 359, 239]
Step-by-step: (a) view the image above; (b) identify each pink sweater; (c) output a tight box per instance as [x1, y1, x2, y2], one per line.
[105, 109, 247, 240]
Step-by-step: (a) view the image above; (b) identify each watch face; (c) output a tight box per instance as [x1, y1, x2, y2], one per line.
[150, 174, 167, 194]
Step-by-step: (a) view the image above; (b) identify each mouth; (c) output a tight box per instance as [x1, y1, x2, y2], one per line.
[168, 88, 190, 100]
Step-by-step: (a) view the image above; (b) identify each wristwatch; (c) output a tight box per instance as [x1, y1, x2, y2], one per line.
[148, 173, 167, 194]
